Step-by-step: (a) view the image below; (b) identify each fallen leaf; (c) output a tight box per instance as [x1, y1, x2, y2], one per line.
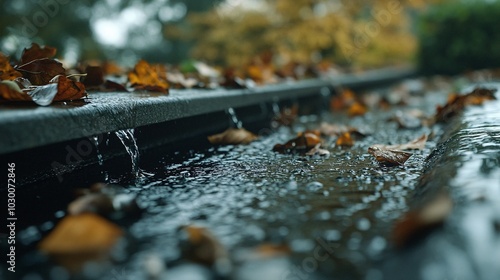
[207, 128, 257, 145]
[273, 130, 322, 154]
[0, 53, 22, 81]
[20, 43, 57, 64]
[336, 132, 354, 147]
[393, 193, 453, 247]
[16, 58, 65, 85]
[330, 88, 356, 111]
[70, 183, 141, 218]
[319, 122, 369, 138]
[104, 79, 129, 92]
[52, 75, 87, 101]
[372, 134, 428, 151]
[368, 146, 412, 166]
[128, 60, 169, 93]
[178, 225, 229, 267]
[39, 213, 122, 255]
[82, 65, 104, 88]
[435, 88, 496, 123]
[348, 101, 368, 117]
[305, 143, 330, 156]
[68, 193, 114, 216]
[0, 80, 32, 102]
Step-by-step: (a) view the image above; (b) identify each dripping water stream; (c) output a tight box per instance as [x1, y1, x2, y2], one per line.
[114, 128, 141, 178]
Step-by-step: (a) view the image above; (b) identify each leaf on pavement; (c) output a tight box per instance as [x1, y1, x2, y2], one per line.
[0, 53, 22, 81]
[393, 193, 453, 247]
[273, 130, 322, 154]
[371, 134, 428, 151]
[208, 128, 258, 145]
[348, 101, 368, 117]
[305, 143, 330, 156]
[368, 146, 412, 166]
[16, 58, 66, 85]
[435, 88, 496, 123]
[128, 60, 169, 93]
[336, 132, 354, 147]
[178, 225, 229, 267]
[20, 43, 57, 64]
[39, 213, 123, 256]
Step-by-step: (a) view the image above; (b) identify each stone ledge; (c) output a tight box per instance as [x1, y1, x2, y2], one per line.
[0, 67, 414, 154]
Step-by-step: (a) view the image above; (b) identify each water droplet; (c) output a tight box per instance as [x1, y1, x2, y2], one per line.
[357, 218, 371, 231]
[306, 181, 324, 192]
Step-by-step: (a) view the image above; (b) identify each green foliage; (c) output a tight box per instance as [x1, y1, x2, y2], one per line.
[418, 1, 500, 75]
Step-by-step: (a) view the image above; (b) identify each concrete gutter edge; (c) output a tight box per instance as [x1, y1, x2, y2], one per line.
[0, 67, 415, 154]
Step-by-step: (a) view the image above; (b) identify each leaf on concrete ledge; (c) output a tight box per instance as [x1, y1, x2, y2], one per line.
[20, 43, 57, 65]
[16, 58, 66, 85]
[0, 53, 22, 81]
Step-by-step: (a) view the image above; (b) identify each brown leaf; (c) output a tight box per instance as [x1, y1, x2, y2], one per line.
[273, 130, 321, 154]
[368, 146, 412, 166]
[16, 58, 65, 85]
[20, 43, 57, 64]
[104, 79, 129, 92]
[82, 65, 104, 88]
[208, 128, 258, 145]
[52, 75, 87, 101]
[128, 60, 169, 93]
[0, 80, 32, 102]
[0, 53, 22, 81]
[348, 101, 368, 117]
[336, 132, 354, 147]
[68, 193, 114, 216]
[179, 225, 228, 266]
[372, 134, 428, 151]
[435, 88, 496, 123]
[319, 122, 368, 138]
[330, 88, 356, 111]
[393, 193, 453, 247]
[305, 143, 330, 156]
[39, 213, 123, 255]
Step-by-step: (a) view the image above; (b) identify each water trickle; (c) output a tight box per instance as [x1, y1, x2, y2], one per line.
[91, 135, 104, 166]
[115, 128, 140, 177]
[226, 107, 242, 129]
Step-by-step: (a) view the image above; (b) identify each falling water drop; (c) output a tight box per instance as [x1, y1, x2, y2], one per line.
[226, 107, 242, 129]
[115, 128, 140, 178]
[91, 135, 104, 166]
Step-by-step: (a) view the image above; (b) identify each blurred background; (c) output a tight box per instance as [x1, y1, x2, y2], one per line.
[1, 0, 499, 73]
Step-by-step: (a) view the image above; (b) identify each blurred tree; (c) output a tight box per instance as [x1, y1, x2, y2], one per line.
[183, 0, 446, 69]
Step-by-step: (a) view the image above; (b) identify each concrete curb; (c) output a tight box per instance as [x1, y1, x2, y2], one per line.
[0, 67, 415, 154]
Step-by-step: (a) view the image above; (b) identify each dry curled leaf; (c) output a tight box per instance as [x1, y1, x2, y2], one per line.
[0, 53, 22, 81]
[336, 132, 354, 147]
[368, 146, 412, 166]
[0, 80, 32, 102]
[208, 128, 257, 145]
[393, 193, 453, 248]
[39, 213, 123, 256]
[16, 58, 65, 85]
[20, 43, 57, 65]
[372, 134, 428, 151]
[128, 60, 169, 93]
[52, 75, 87, 101]
[273, 130, 321, 154]
[435, 88, 496, 123]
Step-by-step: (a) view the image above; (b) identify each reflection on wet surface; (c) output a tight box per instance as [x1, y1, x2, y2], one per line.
[8, 82, 500, 280]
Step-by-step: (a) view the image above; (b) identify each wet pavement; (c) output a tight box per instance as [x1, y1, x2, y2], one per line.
[2, 78, 500, 280]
